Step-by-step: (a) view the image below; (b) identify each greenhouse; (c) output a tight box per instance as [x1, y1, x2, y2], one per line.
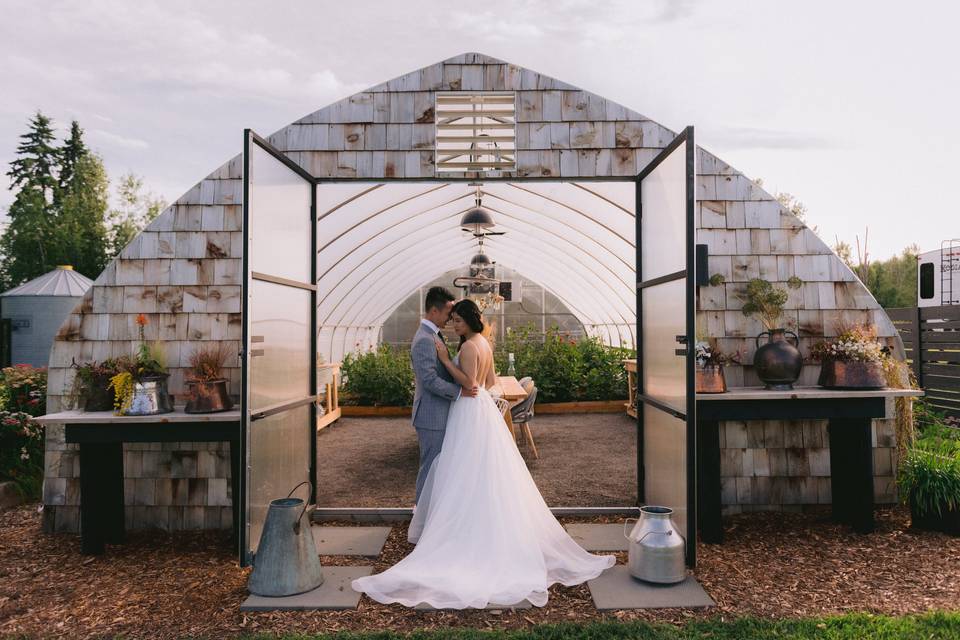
[39, 53, 910, 571]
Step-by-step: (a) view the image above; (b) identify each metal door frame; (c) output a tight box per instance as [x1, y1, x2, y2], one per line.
[635, 126, 697, 566]
[240, 130, 318, 566]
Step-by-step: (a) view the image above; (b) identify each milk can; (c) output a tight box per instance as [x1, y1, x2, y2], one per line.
[623, 506, 686, 584]
[248, 481, 324, 597]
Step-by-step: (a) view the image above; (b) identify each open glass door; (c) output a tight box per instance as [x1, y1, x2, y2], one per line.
[636, 127, 697, 566]
[240, 130, 317, 565]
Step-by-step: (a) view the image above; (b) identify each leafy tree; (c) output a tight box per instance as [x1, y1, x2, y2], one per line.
[56, 151, 111, 277]
[864, 245, 919, 309]
[107, 173, 166, 256]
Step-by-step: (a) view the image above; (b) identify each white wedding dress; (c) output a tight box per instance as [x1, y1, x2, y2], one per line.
[351, 355, 615, 609]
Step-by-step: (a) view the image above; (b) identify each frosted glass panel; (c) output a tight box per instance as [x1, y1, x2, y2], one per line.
[640, 146, 686, 279]
[249, 279, 311, 410]
[248, 144, 312, 282]
[641, 279, 686, 413]
[642, 403, 688, 541]
[247, 404, 312, 553]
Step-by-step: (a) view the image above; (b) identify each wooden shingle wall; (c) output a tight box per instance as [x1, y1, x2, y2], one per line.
[41, 53, 902, 532]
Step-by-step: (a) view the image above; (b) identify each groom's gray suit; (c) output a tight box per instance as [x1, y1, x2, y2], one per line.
[411, 321, 461, 502]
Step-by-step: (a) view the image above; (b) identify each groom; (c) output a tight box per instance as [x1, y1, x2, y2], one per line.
[410, 286, 478, 505]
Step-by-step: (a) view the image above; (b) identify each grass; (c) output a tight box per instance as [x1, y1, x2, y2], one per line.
[243, 612, 960, 640]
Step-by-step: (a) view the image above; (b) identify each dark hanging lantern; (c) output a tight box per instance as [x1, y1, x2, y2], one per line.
[470, 252, 492, 267]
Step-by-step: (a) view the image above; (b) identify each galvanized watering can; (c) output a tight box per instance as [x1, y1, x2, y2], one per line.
[623, 506, 686, 584]
[247, 481, 324, 597]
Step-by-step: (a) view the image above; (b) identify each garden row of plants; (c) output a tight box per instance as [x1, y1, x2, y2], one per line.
[898, 400, 960, 535]
[0, 364, 47, 498]
[339, 325, 635, 407]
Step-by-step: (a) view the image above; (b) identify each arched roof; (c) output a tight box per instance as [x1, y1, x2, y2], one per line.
[313, 180, 637, 360]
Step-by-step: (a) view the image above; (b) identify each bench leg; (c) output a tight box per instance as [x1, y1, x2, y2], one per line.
[696, 418, 723, 543]
[79, 442, 124, 553]
[828, 418, 875, 533]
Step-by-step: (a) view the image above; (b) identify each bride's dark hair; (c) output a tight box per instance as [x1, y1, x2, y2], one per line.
[451, 299, 484, 349]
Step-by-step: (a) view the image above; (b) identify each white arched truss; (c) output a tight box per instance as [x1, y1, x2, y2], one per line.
[315, 180, 637, 362]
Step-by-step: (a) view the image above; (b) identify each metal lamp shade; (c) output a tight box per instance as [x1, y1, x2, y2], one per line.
[470, 252, 492, 267]
[460, 207, 495, 233]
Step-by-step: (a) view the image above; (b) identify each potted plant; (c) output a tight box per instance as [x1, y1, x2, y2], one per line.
[185, 342, 234, 413]
[108, 314, 173, 415]
[811, 324, 888, 389]
[694, 339, 740, 394]
[899, 435, 960, 536]
[739, 277, 803, 390]
[70, 356, 131, 411]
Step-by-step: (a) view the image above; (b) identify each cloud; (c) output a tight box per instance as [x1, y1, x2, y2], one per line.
[88, 129, 150, 150]
[706, 126, 836, 151]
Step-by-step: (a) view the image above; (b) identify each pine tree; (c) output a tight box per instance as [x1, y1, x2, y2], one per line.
[6, 111, 59, 202]
[57, 120, 88, 194]
[0, 112, 61, 289]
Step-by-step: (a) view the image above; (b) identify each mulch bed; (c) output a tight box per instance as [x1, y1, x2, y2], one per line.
[316, 413, 637, 508]
[0, 504, 958, 639]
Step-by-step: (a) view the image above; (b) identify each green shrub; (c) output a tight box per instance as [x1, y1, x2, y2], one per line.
[899, 437, 960, 517]
[0, 365, 47, 497]
[340, 344, 415, 406]
[0, 364, 47, 416]
[0, 410, 44, 497]
[495, 324, 634, 404]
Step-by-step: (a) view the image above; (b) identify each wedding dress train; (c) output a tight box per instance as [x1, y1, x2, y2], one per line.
[351, 385, 615, 609]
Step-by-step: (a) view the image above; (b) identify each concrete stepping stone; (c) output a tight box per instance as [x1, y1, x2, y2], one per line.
[240, 566, 373, 611]
[312, 525, 392, 557]
[588, 565, 714, 610]
[564, 523, 629, 551]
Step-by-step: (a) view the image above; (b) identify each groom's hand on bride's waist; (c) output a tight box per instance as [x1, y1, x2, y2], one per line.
[461, 385, 479, 398]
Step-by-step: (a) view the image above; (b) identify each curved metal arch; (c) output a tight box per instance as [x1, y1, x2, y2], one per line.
[317, 203, 475, 313]
[317, 192, 636, 329]
[482, 190, 634, 272]
[317, 183, 450, 253]
[349, 235, 630, 346]
[339, 229, 630, 333]
[503, 183, 635, 247]
[317, 190, 474, 282]
[338, 236, 612, 339]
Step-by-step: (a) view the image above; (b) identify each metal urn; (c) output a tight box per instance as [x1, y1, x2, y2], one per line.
[125, 374, 174, 415]
[623, 506, 686, 584]
[247, 482, 324, 597]
[753, 329, 803, 390]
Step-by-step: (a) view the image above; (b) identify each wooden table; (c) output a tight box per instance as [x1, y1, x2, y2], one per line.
[34, 408, 242, 555]
[623, 359, 637, 418]
[496, 376, 538, 459]
[696, 387, 921, 544]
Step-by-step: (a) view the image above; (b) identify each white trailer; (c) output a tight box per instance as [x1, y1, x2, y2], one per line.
[918, 240, 960, 307]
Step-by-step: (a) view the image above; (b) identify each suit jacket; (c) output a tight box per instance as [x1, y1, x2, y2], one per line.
[411, 323, 461, 431]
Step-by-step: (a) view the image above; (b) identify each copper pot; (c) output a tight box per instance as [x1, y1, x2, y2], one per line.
[696, 364, 727, 394]
[818, 360, 885, 389]
[185, 379, 234, 413]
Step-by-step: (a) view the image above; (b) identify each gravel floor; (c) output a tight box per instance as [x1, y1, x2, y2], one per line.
[316, 412, 638, 507]
[1, 504, 958, 639]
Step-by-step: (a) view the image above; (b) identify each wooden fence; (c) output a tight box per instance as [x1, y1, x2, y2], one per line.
[888, 305, 960, 417]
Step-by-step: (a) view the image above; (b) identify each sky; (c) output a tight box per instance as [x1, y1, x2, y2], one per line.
[1, 0, 957, 260]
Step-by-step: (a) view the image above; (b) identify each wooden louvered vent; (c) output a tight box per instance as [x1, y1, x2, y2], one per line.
[435, 92, 516, 173]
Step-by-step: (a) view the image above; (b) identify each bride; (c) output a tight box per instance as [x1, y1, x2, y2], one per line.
[351, 299, 614, 609]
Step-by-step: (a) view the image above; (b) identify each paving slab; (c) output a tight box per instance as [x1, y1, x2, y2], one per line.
[240, 566, 373, 611]
[415, 599, 533, 611]
[564, 523, 629, 551]
[588, 565, 714, 610]
[311, 526, 392, 557]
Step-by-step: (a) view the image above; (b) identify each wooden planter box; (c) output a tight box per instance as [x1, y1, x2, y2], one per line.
[910, 494, 960, 536]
